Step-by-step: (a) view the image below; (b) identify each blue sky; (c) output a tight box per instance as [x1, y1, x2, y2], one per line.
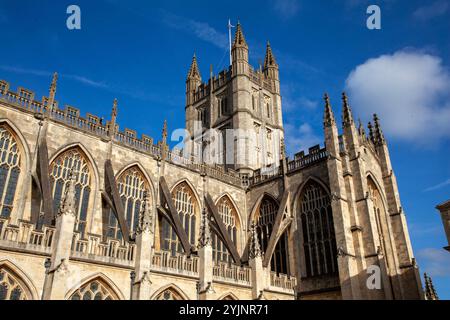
[1, 0, 450, 298]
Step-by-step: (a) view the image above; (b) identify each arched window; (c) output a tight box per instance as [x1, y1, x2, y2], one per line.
[49, 148, 91, 235]
[367, 177, 389, 259]
[0, 267, 30, 300]
[160, 182, 198, 255]
[255, 196, 289, 275]
[0, 125, 21, 218]
[154, 287, 184, 300]
[107, 167, 150, 240]
[212, 196, 239, 264]
[69, 279, 119, 300]
[299, 182, 337, 277]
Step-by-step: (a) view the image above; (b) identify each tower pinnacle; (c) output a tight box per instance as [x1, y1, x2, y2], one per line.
[373, 114, 385, 145]
[232, 22, 248, 48]
[47, 72, 58, 113]
[342, 92, 354, 127]
[187, 54, 201, 81]
[264, 41, 277, 68]
[424, 273, 439, 300]
[323, 93, 336, 127]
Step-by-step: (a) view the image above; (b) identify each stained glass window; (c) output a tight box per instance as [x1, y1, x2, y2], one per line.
[212, 196, 238, 264]
[0, 126, 21, 218]
[155, 288, 183, 300]
[299, 182, 337, 277]
[49, 148, 91, 236]
[256, 196, 289, 275]
[160, 182, 198, 255]
[107, 167, 149, 240]
[69, 279, 117, 300]
[0, 267, 29, 300]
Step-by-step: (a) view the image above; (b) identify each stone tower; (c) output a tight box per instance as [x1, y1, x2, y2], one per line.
[185, 23, 284, 174]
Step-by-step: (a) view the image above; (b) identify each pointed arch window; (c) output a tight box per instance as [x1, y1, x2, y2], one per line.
[107, 167, 150, 240]
[0, 267, 30, 300]
[368, 177, 389, 259]
[69, 279, 118, 300]
[49, 148, 91, 236]
[212, 196, 238, 264]
[155, 288, 184, 300]
[0, 125, 21, 219]
[255, 196, 289, 275]
[160, 182, 198, 255]
[299, 182, 337, 277]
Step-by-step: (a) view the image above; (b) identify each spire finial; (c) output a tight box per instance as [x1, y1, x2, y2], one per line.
[198, 208, 212, 248]
[58, 168, 77, 217]
[112, 98, 118, 118]
[373, 114, 385, 145]
[342, 92, 354, 128]
[162, 120, 168, 145]
[323, 93, 336, 128]
[249, 222, 262, 259]
[108, 98, 118, 137]
[264, 41, 277, 69]
[233, 21, 248, 48]
[358, 118, 366, 138]
[368, 121, 375, 144]
[424, 273, 439, 300]
[137, 191, 153, 234]
[187, 54, 201, 81]
[46, 72, 58, 114]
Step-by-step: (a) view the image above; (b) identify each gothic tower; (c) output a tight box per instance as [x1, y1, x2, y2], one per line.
[184, 23, 284, 174]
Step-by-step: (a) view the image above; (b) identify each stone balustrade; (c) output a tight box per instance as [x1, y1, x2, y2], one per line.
[151, 250, 199, 277]
[213, 262, 252, 286]
[70, 232, 136, 267]
[269, 271, 297, 292]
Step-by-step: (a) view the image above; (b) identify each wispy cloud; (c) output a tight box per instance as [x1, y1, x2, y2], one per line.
[160, 11, 228, 50]
[284, 123, 321, 156]
[0, 64, 180, 106]
[0, 65, 52, 77]
[417, 248, 450, 277]
[424, 178, 450, 192]
[0, 65, 107, 89]
[271, 0, 300, 19]
[413, 0, 449, 21]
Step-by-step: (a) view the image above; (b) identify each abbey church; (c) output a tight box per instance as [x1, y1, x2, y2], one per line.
[0, 23, 424, 300]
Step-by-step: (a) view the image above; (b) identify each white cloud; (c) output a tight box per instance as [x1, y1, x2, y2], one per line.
[417, 248, 450, 277]
[284, 123, 321, 156]
[413, 0, 449, 21]
[424, 178, 450, 192]
[161, 11, 228, 50]
[345, 50, 450, 145]
[272, 0, 300, 19]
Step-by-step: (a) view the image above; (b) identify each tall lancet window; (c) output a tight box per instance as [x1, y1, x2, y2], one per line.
[255, 196, 289, 275]
[107, 167, 149, 240]
[0, 125, 21, 219]
[299, 182, 337, 277]
[50, 148, 91, 235]
[160, 182, 198, 256]
[212, 196, 238, 264]
[367, 177, 390, 260]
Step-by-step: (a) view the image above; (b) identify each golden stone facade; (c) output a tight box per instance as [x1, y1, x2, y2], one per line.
[0, 24, 424, 300]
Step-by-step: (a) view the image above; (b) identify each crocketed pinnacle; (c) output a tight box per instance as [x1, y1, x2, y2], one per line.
[233, 22, 248, 48]
[323, 93, 336, 128]
[187, 54, 201, 80]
